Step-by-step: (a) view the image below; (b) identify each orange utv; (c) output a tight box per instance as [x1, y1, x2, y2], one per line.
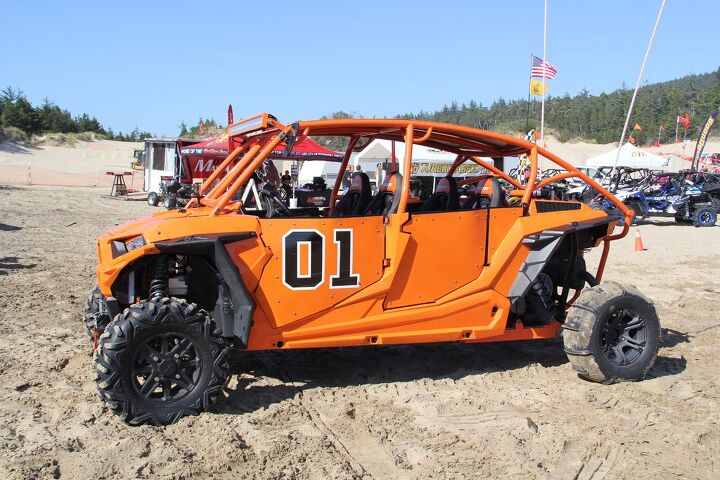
[87, 115, 660, 425]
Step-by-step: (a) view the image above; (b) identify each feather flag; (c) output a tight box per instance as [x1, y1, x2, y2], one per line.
[677, 113, 690, 129]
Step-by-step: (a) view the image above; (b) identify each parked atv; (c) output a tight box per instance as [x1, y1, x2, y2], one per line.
[147, 176, 198, 209]
[598, 171, 717, 227]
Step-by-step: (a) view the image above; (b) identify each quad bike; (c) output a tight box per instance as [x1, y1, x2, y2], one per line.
[85, 114, 660, 425]
[147, 176, 198, 209]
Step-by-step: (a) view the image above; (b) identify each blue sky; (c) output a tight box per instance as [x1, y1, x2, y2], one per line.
[1, 0, 717, 136]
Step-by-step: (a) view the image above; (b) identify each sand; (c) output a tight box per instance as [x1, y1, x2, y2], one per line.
[0, 184, 718, 479]
[0, 140, 141, 173]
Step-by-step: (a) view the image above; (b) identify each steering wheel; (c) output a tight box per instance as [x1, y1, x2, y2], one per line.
[260, 183, 292, 218]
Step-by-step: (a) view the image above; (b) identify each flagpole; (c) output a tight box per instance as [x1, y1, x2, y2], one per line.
[614, 0, 666, 169]
[656, 124, 662, 146]
[526, 53, 533, 132]
[539, 0, 548, 150]
[675, 118, 679, 143]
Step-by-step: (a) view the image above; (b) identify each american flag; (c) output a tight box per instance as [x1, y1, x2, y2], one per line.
[531, 55, 557, 79]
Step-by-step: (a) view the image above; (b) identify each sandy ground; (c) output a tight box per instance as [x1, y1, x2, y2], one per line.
[0, 185, 718, 479]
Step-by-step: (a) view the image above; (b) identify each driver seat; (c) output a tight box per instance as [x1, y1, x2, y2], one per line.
[333, 172, 371, 216]
[420, 176, 459, 212]
[365, 171, 402, 216]
[462, 176, 506, 209]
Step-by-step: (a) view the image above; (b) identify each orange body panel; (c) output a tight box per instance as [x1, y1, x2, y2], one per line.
[385, 210, 487, 309]
[254, 216, 385, 326]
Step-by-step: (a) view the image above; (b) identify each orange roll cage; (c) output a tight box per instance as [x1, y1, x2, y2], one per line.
[196, 116, 633, 266]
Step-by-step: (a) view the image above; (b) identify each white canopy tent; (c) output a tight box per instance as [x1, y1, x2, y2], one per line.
[298, 139, 495, 187]
[354, 139, 494, 178]
[585, 143, 670, 170]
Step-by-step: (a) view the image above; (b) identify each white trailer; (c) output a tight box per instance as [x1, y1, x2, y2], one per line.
[143, 138, 178, 197]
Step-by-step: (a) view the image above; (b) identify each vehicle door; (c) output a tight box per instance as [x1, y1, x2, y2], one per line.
[383, 174, 499, 309]
[255, 216, 385, 327]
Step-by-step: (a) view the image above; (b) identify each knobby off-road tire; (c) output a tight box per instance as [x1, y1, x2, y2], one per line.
[83, 287, 111, 340]
[94, 297, 229, 426]
[147, 192, 159, 206]
[693, 208, 717, 227]
[563, 282, 660, 384]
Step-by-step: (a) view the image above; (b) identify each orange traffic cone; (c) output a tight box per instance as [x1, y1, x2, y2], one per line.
[634, 228, 646, 252]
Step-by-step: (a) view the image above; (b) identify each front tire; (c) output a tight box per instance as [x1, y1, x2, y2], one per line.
[624, 199, 645, 225]
[94, 297, 229, 425]
[563, 282, 660, 384]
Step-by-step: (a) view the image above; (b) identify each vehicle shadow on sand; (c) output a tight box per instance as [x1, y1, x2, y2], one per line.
[216, 336, 686, 416]
[0, 256, 36, 275]
[0, 223, 23, 232]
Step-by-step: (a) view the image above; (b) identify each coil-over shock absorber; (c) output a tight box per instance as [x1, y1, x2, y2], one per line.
[149, 255, 169, 300]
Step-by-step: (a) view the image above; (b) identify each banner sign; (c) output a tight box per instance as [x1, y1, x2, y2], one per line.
[410, 162, 489, 177]
[692, 109, 719, 171]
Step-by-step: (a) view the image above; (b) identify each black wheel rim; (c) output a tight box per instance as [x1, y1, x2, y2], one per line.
[132, 332, 202, 403]
[601, 308, 646, 366]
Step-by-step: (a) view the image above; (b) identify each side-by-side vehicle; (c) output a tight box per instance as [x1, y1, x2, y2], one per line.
[87, 114, 660, 425]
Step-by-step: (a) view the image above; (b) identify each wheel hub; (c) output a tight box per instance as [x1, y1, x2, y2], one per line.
[156, 358, 178, 378]
[601, 308, 647, 366]
[131, 332, 202, 402]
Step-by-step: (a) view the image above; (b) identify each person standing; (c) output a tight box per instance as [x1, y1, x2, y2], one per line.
[280, 169, 292, 203]
[342, 166, 352, 194]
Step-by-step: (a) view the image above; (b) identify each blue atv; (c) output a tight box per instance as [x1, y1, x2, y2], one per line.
[622, 172, 718, 227]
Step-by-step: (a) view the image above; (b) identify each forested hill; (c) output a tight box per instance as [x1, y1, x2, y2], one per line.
[398, 69, 720, 145]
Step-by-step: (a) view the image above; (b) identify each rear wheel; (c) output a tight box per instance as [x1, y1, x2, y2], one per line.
[693, 208, 717, 227]
[563, 282, 660, 384]
[94, 297, 229, 425]
[147, 192, 159, 206]
[163, 195, 177, 209]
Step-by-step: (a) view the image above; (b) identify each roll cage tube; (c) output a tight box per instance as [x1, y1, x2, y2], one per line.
[211, 124, 296, 215]
[398, 124, 415, 214]
[198, 144, 248, 196]
[204, 143, 263, 204]
[195, 116, 631, 232]
[329, 135, 361, 216]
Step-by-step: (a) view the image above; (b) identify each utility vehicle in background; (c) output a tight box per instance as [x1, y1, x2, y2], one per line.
[86, 115, 660, 425]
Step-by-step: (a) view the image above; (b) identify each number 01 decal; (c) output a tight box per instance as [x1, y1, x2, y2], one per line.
[282, 229, 360, 290]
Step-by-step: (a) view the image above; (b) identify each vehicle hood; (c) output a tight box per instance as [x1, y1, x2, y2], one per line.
[98, 207, 260, 245]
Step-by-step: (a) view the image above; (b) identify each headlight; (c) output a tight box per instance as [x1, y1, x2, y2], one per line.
[111, 235, 146, 258]
[124, 235, 146, 252]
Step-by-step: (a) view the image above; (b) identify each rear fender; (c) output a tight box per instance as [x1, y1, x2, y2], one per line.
[507, 217, 615, 314]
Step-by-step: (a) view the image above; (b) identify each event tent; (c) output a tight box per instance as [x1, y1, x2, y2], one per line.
[353, 139, 494, 177]
[179, 133, 343, 179]
[298, 139, 496, 186]
[179, 133, 342, 160]
[585, 143, 670, 169]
